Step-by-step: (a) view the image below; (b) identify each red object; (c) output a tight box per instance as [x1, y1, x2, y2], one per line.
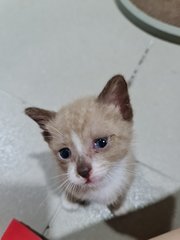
[2, 219, 42, 240]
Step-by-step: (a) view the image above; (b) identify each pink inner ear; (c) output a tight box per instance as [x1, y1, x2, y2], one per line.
[107, 90, 120, 107]
[25, 107, 56, 130]
[97, 75, 133, 121]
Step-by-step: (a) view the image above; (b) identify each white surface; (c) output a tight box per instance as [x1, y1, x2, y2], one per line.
[0, 0, 150, 109]
[131, 40, 180, 181]
[0, 0, 180, 239]
[0, 91, 60, 235]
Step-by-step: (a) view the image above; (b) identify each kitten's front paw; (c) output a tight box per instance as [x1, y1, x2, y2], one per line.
[61, 193, 80, 211]
[108, 196, 125, 216]
[109, 204, 126, 216]
[112, 206, 127, 216]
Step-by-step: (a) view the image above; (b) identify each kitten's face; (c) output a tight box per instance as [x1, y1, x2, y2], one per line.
[47, 98, 132, 188]
[25, 75, 133, 191]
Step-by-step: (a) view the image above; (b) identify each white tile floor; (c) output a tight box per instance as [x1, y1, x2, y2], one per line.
[0, 0, 180, 239]
[131, 40, 180, 181]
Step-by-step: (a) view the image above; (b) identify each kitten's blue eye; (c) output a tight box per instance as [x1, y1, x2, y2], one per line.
[59, 148, 71, 159]
[94, 137, 108, 149]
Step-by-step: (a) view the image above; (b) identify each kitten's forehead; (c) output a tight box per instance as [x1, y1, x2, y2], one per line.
[50, 96, 132, 145]
[71, 131, 83, 155]
[53, 97, 94, 134]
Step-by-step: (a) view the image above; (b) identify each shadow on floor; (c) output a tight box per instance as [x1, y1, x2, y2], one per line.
[0, 183, 49, 237]
[30, 151, 62, 198]
[59, 195, 176, 240]
[106, 195, 175, 239]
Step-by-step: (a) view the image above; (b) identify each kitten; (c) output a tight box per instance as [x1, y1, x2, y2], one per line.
[25, 75, 134, 214]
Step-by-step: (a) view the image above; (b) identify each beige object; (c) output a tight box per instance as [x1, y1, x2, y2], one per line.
[131, 0, 180, 27]
[150, 228, 180, 240]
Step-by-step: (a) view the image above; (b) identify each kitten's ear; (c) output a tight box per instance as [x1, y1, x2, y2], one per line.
[97, 75, 133, 121]
[25, 107, 56, 129]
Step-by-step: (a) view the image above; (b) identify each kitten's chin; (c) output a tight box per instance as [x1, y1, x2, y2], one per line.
[70, 176, 104, 189]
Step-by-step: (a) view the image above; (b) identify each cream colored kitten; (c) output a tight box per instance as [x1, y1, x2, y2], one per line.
[25, 75, 134, 213]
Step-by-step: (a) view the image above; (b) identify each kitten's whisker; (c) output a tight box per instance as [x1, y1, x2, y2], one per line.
[45, 133, 63, 142]
[75, 184, 81, 193]
[65, 182, 75, 195]
[48, 125, 62, 134]
[103, 162, 114, 166]
[48, 179, 61, 187]
[36, 182, 66, 212]
[64, 182, 71, 194]
[49, 132, 62, 139]
[105, 173, 113, 183]
[93, 167, 108, 175]
[45, 135, 61, 141]
[49, 175, 64, 180]
[124, 167, 136, 174]
[74, 184, 78, 193]
[126, 171, 136, 175]
[36, 191, 53, 213]
[49, 175, 68, 184]
[71, 184, 75, 194]
[48, 178, 67, 188]
[126, 170, 140, 178]
[49, 173, 68, 180]
[51, 179, 69, 194]
[69, 183, 74, 193]
[43, 128, 63, 139]
[73, 184, 79, 194]
[49, 183, 64, 193]
[64, 181, 72, 192]
[48, 125, 64, 137]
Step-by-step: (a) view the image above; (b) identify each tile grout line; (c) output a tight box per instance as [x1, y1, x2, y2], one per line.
[0, 38, 154, 106]
[128, 38, 155, 87]
[128, 38, 180, 184]
[0, 86, 60, 237]
[0, 88, 31, 106]
[42, 201, 62, 237]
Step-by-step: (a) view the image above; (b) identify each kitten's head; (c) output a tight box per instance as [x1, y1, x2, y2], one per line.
[25, 75, 133, 191]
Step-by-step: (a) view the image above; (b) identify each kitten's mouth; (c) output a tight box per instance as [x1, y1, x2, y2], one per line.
[85, 178, 92, 184]
[85, 175, 104, 186]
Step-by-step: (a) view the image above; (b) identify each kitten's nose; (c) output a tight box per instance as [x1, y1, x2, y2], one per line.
[77, 163, 92, 179]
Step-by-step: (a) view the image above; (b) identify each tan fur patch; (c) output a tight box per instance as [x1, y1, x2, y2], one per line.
[47, 96, 133, 170]
[25, 75, 134, 207]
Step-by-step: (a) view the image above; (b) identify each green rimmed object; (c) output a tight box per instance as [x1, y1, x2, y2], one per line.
[117, 0, 180, 44]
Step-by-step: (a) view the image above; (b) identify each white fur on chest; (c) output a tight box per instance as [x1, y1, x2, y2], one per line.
[84, 152, 133, 205]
